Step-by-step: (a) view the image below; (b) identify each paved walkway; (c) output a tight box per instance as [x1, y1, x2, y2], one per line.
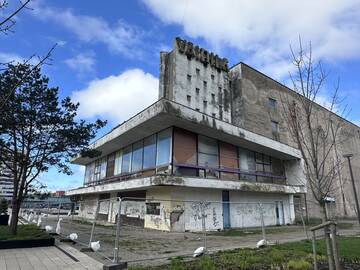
[0, 243, 103, 270]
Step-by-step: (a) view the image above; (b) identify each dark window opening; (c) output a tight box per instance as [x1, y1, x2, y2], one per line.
[187, 95, 191, 102]
[196, 88, 200, 95]
[268, 98, 277, 109]
[211, 74, 215, 80]
[146, 202, 160, 215]
[187, 74, 192, 81]
[196, 68, 200, 75]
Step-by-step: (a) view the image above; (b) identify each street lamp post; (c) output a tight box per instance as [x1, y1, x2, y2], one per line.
[343, 154, 360, 224]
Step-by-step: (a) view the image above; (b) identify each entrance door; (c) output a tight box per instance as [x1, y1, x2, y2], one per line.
[275, 201, 285, 225]
[222, 191, 230, 229]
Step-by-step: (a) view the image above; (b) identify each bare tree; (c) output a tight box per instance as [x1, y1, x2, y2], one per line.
[0, 0, 31, 34]
[282, 39, 347, 270]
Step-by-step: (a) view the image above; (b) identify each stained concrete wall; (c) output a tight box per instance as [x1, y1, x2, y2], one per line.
[230, 63, 360, 219]
[159, 39, 231, 123]
[229, 192, 294, 227]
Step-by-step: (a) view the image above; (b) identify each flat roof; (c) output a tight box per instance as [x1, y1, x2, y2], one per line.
[73, 99, 301, 165]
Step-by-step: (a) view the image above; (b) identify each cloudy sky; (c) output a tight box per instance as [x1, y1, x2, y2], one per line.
[2, 0, 360, 191]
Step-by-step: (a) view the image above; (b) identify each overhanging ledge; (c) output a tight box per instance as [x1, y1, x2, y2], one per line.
[65, 175, 306, 196]
[72, 99, 301, 165]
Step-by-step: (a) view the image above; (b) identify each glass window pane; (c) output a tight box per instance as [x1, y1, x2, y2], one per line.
[255, 152, 263, 163]
[156, 128, 172, 166]
[122, 146, 132, 173]
[114, 150, 122, 175]
[256, 163, 264, 172]
[198, 153, 218, 167]
[84, 162, 94, 183]
[143, 135, 156, 169]
[198, 135, 218, 155]
[100, 157, 107, 178]
[131, 141, 143, 172]
[263, 154, 271, 165]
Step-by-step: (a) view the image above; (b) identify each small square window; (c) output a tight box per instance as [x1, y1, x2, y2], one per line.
[218, 87, 222, 92]
[187, 74, 192, 81]
[196, 88, 200, 94]
[271, 120, 278, 133]
[196, 68, 200, 75]
[196, 108, 200, 112]
[203, 81, 207, 88]
[187, 95, 191, 102]
[211, 93, 216, 101]
[268, 98, 277, 109]
[212, 113, 216, 117]
[146, 202, 160, 215]
[211, 74, 215, 80]
[203, 100, 207, 107]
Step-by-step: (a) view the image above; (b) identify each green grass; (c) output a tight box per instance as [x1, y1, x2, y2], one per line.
[128, 236, 360, 270]
[209, 226, 301, 237]
[0, 224, 51, 241]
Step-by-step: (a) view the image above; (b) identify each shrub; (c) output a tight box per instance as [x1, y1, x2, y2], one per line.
[0, 199, 8, 215]
[197, 256, 216, 270]
[287, 259, 311, 270]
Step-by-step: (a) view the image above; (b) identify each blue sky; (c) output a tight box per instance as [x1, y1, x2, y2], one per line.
[2, 0, 360, 191]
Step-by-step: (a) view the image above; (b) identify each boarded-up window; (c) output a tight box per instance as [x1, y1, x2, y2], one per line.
[173, 128, 197, 176]
[219, 142, 238, 180]
[106, 153, 116, 177]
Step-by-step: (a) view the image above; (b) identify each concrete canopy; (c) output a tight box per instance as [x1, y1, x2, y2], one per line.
[72, 99, 301, 165]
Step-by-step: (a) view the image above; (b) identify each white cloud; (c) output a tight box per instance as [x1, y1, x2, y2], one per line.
[71, 69, 159, 123]
[64, 52, 96, 75]
[143, 0, 360, 78]
[0, 52, 24, 64]
[31, 1, 143, 57]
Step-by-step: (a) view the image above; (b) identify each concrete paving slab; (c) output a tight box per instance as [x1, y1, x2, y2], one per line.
[0, 244, 103, 270]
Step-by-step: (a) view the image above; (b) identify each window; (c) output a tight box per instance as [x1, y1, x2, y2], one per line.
[203, 81, 207, 88]
[203, 100, 207, 108]
[156, 128, 172, 166]
[196, 88, 200, 95]
[211, 93, 215, 102]
[198, 135, 219, 178]
[268, 98, 277, 109]
[106, 153, 116, 177]
[173, 128, 197, 176]
[238, 147, 256, 181]
[255, 153, 272, 173]
[131, 141, 143, 172]
[94, 157, 106, 180]
[212, 113, 216, 117]
[146, 202, 160, 215]
[187, 95, 191, 102]
[143, 135, 156, 169]
[271, 120, 279, 140]
[84, 162, 95, 184]
[196, 108, 200, 112]
[114, 150, 122, 175]
[187, 74, 192, 81]
[196, 68, 200, 75]
[122, 145, 132, 173]
[211, 74, 215, 80]
[218, 87, 222, 92]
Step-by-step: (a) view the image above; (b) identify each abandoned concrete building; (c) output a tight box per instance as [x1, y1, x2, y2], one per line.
[66, 37, 360, 231]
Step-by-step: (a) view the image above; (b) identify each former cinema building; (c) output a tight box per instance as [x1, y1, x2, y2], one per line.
[66, 37, 360, 231]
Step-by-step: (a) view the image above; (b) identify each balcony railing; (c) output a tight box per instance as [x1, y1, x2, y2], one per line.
[83, 163, 287, 187]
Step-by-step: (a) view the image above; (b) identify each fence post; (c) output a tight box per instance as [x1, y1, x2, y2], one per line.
[201, 201, 207, 251]
[89, 200, 100, 247]
[57, 202, 61, 221]
[312, 231, 318, 270]
[259, 203, 266, 242]
[300, 207, 309, 240]
[330, 224, 340, 270]
[114, 198, 122, 263]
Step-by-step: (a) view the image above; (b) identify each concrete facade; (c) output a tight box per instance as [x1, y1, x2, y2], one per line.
[65, 37, 359, 232]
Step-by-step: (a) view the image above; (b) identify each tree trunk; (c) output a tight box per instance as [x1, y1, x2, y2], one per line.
[322, 203, 335, 270]
[9, 199, 20, 235]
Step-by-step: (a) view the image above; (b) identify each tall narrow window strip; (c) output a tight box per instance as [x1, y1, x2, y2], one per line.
[100, 157, 107, 179]
[122, 145, 132, 173]
[143, 135, 156, 169]
[156, 128, 172, 166]
[114, 150, 122, 175]
[106, 153, 116, 178]
[198, 135, 219, 168]
[131, 140, 143, 172]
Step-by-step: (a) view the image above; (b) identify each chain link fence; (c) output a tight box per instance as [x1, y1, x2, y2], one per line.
[17, 196, 359, 268]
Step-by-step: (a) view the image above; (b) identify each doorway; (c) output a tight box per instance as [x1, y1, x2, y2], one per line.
[222, 191, 230, 229]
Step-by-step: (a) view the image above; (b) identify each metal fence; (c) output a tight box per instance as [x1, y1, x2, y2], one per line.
[19, 197, 314, 267]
